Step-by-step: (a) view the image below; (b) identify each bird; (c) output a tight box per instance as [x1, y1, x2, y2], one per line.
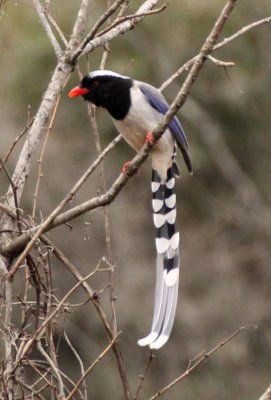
[69, 70, 192, 349]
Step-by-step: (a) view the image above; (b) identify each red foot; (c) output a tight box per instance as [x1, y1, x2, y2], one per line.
[122, 161, 132, 177]
[122, 161, 140, 177]
[146, 132, 154, 145]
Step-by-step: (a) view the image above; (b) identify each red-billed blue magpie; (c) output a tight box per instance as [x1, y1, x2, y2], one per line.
[69, 70, 192, 349]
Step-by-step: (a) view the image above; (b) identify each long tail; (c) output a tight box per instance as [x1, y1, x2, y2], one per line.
[138, 166, 180, 349]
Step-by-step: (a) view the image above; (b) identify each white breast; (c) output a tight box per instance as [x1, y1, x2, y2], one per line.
[113, 84, 175, 181]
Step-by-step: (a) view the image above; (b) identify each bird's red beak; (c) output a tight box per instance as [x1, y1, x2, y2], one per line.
[68, 86, 90, 98]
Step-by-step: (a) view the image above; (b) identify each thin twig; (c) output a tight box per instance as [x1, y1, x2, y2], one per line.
[32, 0, 62, 59]
[160, 15, 271, 91]
[0, 117, 34, 173]
[134, 351, 154, 400]
[207, 54, 235, 67]
[3, 134, 122, 260]
[66, 332, 120, 400]
[40, 236, 132, 400]
[71, 0, 161, 61]
[147, 326, 256, 400]
[79, 0, 126, 47]
[36, 335, 65, 400]
[12, 267, 100, 371]
[64, 331, 87, 399]
[96, 4, 168, 37]
[0, 158, 22, 234]
[32, 92, 61, 219]
[88, 102, 117, 335]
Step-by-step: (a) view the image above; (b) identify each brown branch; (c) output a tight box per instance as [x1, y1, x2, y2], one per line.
[259, 383, 271, 400]
[160, 15, 271, 91]
[70, 0, 161, 61]
[88, 103, 117, 335]
[12, 266, 100, 371]
[78, 0, 126, 48]
[4, 134, 122, 268]
[0, 116, 34, 173]
[147, 326, 256, 400]
[32, 92, 61, 219]
[134, 351, 154, 400]
[66, 332, 120, 400]
[32, 0, 62, 59]
[40, 236, 132, 400]
[36, 336, 65, 400]
[2, 0, 238, 262]
[63, 331, 87, 399]
[96, 4, 168, 37]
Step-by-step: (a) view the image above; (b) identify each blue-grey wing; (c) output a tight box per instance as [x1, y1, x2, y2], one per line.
[139, 83, 192, 173]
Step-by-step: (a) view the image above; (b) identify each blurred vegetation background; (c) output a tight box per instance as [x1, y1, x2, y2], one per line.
[1, 0, 271, 399]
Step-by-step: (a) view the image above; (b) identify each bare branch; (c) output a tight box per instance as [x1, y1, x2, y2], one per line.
[32, 92, 61, 219]
[96, 4, 168, 38]
[0, 116, 34, 173]
[64, 331, 87, 399]
[134, 351, 154, 400]
[160, 15, 271, 91]
[12, 266, 100, 370]
[71, 0, 161, 61]
[207, 54, 235, 67]
[259, 383, 271, 400]
[32, 0, 62, 59]
[79, 0, 126, 46]
[2, 0, 238, 262]
[147, 326, 256, 400]
[68, 0, 92, 51]
[36, 335, 65, 400]
[66, 332, 120, 400]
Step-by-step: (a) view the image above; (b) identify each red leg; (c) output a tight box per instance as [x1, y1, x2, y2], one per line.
[122, 161, 131, 177]
[146, 131, 154, 145]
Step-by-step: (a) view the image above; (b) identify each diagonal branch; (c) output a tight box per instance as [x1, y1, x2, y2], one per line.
[2, 0, 238, 263]
[32, 0, 62, 59]
[160, 15, 271, 91]
[147, 326, 255, 400]
[70, 0, 161, 61]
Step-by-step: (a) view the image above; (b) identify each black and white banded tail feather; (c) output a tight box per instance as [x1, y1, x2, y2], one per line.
[138, 167, 180, 349]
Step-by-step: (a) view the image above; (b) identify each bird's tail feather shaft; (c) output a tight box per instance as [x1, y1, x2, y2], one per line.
[138, 166, 180, 349]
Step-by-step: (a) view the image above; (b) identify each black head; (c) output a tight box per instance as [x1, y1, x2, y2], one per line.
[69, 70, 133, 120]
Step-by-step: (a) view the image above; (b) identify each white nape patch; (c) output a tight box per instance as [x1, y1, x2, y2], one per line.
[166, 178, 175, 189]
[166, 209, 176, 224]
[138, 332, 158, 347]
[149, 334, 169, 350]
[151, 181, 161, 193]
[165, 268, 179, 287]
[153, 213, 166, 228]
[170, 232, 179, 249]
[89, 70, 129, 79]
[152, 199, 163, 212]
[165, 194, 176, 208]
[156, 238, 169, 254]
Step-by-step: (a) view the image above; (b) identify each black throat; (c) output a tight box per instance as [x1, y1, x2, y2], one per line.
[85, 76, 133, 120]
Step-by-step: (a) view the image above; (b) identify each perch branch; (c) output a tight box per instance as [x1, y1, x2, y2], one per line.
[2, 0, 238, 263]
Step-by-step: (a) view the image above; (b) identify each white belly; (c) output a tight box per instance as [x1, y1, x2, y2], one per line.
[113, 114, 174, 181]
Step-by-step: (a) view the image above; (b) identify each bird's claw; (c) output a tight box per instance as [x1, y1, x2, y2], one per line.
[146, 132, 154, 145]
[122, 161, 132, 177]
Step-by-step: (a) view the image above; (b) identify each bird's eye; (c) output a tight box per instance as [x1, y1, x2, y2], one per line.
[92, 81, 99, 88]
